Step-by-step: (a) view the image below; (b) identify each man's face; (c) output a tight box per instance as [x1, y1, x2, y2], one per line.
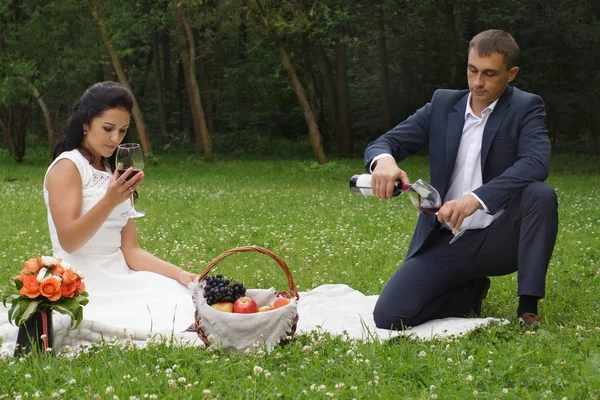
[467, 48, 519, 110]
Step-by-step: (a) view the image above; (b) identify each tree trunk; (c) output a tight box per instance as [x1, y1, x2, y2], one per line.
[335, 35, 352, 155]
[173, 1, 212, 161]
[199, 57, 215, 136]
[32, 86, 56, 149]
[302, 34, 328, 150]
[376, 0, 393, 131]
[443, 0, 459, 88]
[14, 104, 29, 162]
[313, 43, 339, 143]
[242, 0, 327, 164]
[89, 0, 152, 154]
[0, 116, 16, 157]
[152, 28, 169, 144]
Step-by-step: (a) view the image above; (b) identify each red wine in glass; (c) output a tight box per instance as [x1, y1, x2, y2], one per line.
[115, 143, 145, 218]
[116, 169, 142, 181]
[417, 206, 440, 215]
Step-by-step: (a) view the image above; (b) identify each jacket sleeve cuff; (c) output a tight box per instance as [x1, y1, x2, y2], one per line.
[470, 192, 490, 213]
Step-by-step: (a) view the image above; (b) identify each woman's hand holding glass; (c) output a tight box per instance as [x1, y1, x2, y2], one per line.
[104, 167, 145, 207]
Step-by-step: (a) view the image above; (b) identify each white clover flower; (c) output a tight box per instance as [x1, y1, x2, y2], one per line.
[24, 374, 32, 379]
[447, 358, 453, 363]
[41, 256, 59, 266]
[473, 390, 479, 396]
[418, 351, 427, 358]
[468, 355, 474, 361]
[106, 387, 114, 394]
[36, 267, 49, 282]
[466, 375, 473, 382]
[502, 388, 509, 394]
[253, 366, 263, 375]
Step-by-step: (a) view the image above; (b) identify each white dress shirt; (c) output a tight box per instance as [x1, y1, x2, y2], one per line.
[370, 93, 503, 232]
[444, 93, 503, 230]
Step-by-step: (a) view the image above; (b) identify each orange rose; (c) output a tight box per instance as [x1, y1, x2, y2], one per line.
[75, 280, 86, 295]
[19, 276, 41, 299]
[62, 269, 79, 284]
[15, 271, 27, 282]
[51, 264, 65, 276]
[22, 257, 43, 275]
[60, 281, 78, 298]
[39, 278, 62, 301]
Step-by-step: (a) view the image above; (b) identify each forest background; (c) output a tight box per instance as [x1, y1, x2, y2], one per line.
[1, 0, 599, 163]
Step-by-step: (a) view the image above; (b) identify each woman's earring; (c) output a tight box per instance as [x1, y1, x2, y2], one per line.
[83, 129, 87, 135]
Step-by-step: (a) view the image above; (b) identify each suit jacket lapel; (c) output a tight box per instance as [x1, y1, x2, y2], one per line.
[480, 86, 513, 169]
[443, 93, 469, 197]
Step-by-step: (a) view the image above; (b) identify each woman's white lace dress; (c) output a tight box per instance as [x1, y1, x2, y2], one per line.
[0, 149, 198, 355]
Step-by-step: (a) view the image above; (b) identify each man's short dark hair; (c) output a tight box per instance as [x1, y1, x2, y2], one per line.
[469, 29, 520, 70]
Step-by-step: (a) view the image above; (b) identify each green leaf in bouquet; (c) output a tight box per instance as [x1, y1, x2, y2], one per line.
[76, 292, 89, 306]
[15, 279, 24, 290]
[2, 293, 20, 307]
[53, 297, 84, 329]
[12, 298, 43, 326]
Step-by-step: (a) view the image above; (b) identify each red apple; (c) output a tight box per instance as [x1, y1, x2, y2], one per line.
[211, 302, 234, 312]
[273, 297, 291, 309]
[258, 305, 273, 312]
[233, 296, 258, 314]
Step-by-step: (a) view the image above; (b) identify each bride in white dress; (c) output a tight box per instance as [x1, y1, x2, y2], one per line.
[0, 82, 199, 355]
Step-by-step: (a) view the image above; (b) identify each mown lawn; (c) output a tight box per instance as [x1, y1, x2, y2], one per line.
[0, 150, 599, 399]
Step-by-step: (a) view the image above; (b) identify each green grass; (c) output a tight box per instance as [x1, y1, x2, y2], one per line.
[0, 150, 599, 399]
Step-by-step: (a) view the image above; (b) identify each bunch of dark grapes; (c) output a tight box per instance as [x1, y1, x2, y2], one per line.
[203, 274, 247, 306]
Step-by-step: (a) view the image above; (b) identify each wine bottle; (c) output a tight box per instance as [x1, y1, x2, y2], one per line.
[349, 174, 412, 197]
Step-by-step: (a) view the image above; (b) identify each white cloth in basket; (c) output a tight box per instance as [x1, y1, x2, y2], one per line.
[192, 285, 298, 354]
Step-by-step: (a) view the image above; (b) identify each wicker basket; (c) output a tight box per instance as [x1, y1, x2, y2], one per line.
[193, 245, 300, 352]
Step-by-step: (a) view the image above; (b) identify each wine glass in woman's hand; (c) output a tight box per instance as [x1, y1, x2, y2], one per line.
[115, 143, 145, 218]
[406, 179, 465, 244]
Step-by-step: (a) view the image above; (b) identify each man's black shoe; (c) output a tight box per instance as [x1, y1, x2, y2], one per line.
[518, 312, 542, 330]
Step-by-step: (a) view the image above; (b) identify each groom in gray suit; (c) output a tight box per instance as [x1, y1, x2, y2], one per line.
[365, 29, 558, 329]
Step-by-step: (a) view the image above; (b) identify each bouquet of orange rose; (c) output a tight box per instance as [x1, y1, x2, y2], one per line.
[2, 256, 89, 329]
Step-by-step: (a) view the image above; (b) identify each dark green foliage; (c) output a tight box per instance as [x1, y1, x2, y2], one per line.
[1, 0, 598, 160]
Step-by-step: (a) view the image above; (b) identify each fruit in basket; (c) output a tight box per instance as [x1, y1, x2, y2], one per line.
[273, 297, 291, 309]
[233, 296, 258, 313]
[258, 305, 273, 312]
[211, 302, 234, 312]
[203, 275, 247, 306]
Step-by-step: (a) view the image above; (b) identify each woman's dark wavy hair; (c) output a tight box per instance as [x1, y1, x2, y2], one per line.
[52, 81, 135, 171]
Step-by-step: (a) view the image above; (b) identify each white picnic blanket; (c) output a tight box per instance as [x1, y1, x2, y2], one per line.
[295, 284, 507, 341]
[1, 284, 506, 356]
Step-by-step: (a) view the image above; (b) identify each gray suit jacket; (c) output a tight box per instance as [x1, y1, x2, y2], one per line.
[364, 86, 551, 259]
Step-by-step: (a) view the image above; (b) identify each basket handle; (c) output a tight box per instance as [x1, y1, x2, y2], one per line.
[198, 245, 299, 300]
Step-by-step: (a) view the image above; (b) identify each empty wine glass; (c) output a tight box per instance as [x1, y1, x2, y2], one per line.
[115, 143, 145, 218]
[405, 179, 465, 244]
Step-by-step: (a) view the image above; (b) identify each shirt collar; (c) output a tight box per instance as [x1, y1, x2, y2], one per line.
[465, 93, 499, 119]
